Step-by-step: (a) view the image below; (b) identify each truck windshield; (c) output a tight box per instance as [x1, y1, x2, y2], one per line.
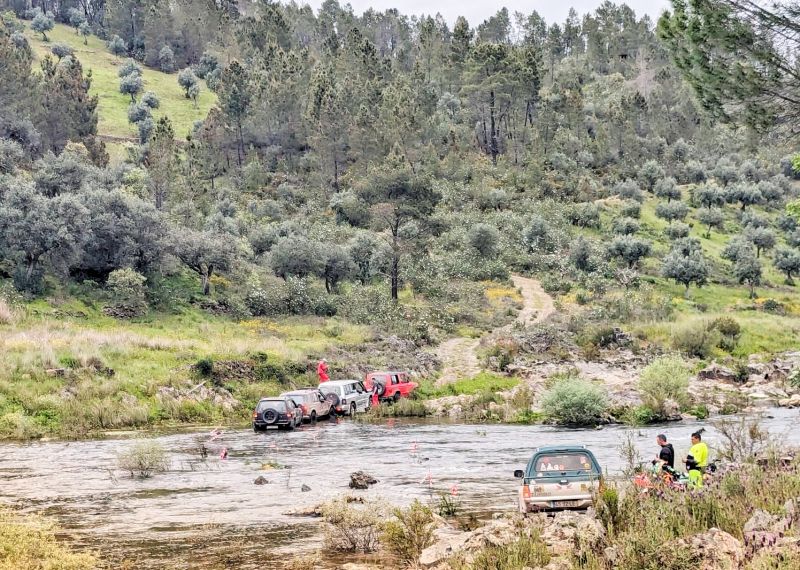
[531, 453, 597, 476]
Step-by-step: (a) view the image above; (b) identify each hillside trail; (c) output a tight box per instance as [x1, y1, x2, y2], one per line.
[434, 275, 554, 386]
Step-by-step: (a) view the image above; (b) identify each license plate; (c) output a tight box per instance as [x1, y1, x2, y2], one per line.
[553, 500, 579, 508]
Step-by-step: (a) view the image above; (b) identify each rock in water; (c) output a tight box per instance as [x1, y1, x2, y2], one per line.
[301, 484, 311, 492]
[349, 471, 378, 489]
[253, 476, 269, 485]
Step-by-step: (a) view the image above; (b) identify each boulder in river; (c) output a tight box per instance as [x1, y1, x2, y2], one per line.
[253, 476, 269, 485]
[301, 483, 311, 492]
[349, 471, 378, 489]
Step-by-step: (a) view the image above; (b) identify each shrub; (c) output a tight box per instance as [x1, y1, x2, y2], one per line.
[195, 51, 219, 78]
[119, 73, 143, 102]
[468, 223, 500, 257]
[321, 497, 389, 553]
[620, 200, 641, 218]
[194, 357, 214, 377]
[670, 320, 720, 358]
[638, 355, 690, 418]
[541, 377, 608, 426]
[654, 177, 681, 202]
[117, 440, 169, 478]
[607, 235, 651, 268]
[31, 11, 54, 41]
[105, 268, 147, 318]
[50, 42, 73, 60]
[709, 316, 741, 339]
[382, 500, 436, 565]
[613, 217, 640, 235]
[569, 202, 601, 228]
[638, 160, 665, 191]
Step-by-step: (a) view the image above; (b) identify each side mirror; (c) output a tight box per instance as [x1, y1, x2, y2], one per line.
[514, 469, 525, 479]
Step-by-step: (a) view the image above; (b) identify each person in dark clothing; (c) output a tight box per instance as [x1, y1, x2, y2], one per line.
[656, 434, 675, 468]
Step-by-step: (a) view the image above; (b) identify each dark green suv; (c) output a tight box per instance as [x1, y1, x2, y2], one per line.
[514, 446, 602, 512]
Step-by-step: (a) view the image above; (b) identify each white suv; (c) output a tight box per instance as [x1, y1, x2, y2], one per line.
[279, 389, 332, 422]
[319, 380, 372, 416]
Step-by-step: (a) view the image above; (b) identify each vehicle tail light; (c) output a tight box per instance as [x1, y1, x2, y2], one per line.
[522, 485, 531, 499]
[287, 411, 294, 418]
[301, 405, 308, 414]
[252, 411, 258, 419]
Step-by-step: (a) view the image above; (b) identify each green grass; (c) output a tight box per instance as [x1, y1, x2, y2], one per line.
[0, 293, 370, 439]
[23, 22, 215, 139]
[417, 372, 520, 399]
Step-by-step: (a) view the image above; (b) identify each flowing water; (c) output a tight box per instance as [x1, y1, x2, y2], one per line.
[1, 409, 798, 568]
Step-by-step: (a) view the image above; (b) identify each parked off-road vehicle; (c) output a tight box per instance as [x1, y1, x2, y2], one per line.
[514, 446, 602, 513]
[280, 389, 332, 422]
[364, 371, 417, 402]
[252, 397, 302, 431]
[319, 380, 372, 415]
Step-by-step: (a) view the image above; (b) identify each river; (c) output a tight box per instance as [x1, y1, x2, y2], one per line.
[1, 409, 798, 568]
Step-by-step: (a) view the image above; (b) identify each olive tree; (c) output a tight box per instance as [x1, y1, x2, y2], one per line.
[177, 68, 199, 98]
[172, 229, 237, 295]
[270, 236, 324, 279]
[638, 160, 665, 192]
[31, 11, 54, 41]
[322, 245, 355, 292]
[654, 177, 681, 203]
[745, 227, 776, 258]
[655, 201, 689, 222]
[694, 184, 725, 208]
[108, 35, 127, 56]
[0, 181, 89, 291]
[697, 207, 725, 238]
[119, 74, 143, 103]
[607, 235, 651, 268]
[661, 238, 709, 296]
[774, 248, 800, 285]
[734, 251, 762, 299]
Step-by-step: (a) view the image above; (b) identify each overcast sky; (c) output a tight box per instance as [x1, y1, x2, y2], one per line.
[302, 1, 672, 26]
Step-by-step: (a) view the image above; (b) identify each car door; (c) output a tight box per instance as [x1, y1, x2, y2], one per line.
[355, 381, 370, 410]
[317, 391, 330, 414]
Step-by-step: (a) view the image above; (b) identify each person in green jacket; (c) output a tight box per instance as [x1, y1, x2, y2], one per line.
[685, 431, 709, 488]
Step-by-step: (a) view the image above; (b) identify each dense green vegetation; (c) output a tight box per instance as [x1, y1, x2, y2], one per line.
[0, 0, 799, 439]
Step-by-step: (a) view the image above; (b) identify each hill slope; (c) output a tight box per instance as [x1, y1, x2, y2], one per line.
[24, 22, 215, 140]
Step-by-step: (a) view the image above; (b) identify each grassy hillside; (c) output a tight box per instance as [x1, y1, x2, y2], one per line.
[23, 22, 215, 140]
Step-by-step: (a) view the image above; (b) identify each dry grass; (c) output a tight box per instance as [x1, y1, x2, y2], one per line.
[0, 507, 97, 569]
[0, 298, 18, 325]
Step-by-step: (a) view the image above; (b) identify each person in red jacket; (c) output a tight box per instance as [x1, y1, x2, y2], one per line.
[317, 359, 330, 383]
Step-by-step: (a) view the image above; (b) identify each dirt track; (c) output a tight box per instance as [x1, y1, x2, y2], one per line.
[435, 275, 554, 385]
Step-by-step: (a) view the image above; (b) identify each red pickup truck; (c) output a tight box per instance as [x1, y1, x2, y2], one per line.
[364, 371, 418, 402]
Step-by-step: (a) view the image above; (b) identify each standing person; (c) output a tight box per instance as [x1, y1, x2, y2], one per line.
[686, 431, 709, 488]
[656, 434, 675, 469]
[317, 358, 330, 383]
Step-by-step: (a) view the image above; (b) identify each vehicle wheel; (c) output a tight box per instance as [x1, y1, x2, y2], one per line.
[393, 392, 401, 403]
[310, 410, 317, 422]
[350, 402, 357, 416]
[253, 425, 265, 433]
[374, 382, 386, 397]
[286, 422, 295, 431]
[263, 409, 278, 425]
[325, 393, 341, 409]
